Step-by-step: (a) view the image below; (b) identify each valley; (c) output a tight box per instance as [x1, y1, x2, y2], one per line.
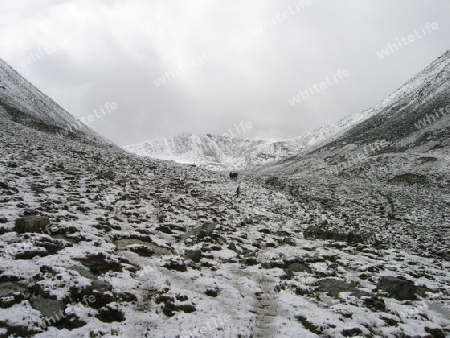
[0, 52, 449, 337]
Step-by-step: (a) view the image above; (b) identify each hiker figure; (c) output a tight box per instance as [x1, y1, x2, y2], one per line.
[236, 185, 240, 198]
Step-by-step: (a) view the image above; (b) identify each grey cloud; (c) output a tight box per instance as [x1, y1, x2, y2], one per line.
[0, 0, 449, 145]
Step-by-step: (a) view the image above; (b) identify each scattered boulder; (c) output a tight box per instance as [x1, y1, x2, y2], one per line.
[296, 315, 322, 334]
[156, 223, 186, 234]
[24, 209, 39, 216]
[0, 275, 22, 283]
[388, 173, 427, 185]
[97, 170, 115, 181]
[304, 226, 371, 245]
[155, 294, 196, 317]
[418, 156, 438, 164]
[363, 295, 386, 312]
[228, 242, 239, 253]
[179, 304, 196, 313]
[0, 282, 27, 308]
[265, 176, 280, 187]
[29, 295, 87, 330]
[128, 245, 155, 257]
[89, 291, 115, 309]
[205, 287, 219, 297]
[185, 249, 202, 263]
[315, 278, 367, 298]
[342, 328, 363, 337]
[29, 296, 66, 319]
[35, 236, 66, 254]
[115, 292, 138, 303]
[303, 226, 347, 242]
[77, 253, 123, 275]
[96, 304, 125, 323]
[376, 276, 417, 300]
[164, 258, 187, 272]
[425, 326, 446, 338]
[14, 216, 50, 234]
[241, 257, 258, 266]
[54, 315, 87, 330]
[14, 236, 65, 259]
[180, 222, 217, 240]
[0, 322, 40, 337]
[68, 266, 112, 293]
[159, 196, 171, 204]
[262, 259, 312, 274]
[190, 190, 201, 197]
[201, 222, 217, 235]
[346, 231, 364, 244]
[15, 248, 48, 260]
[287, 262, 312, 274]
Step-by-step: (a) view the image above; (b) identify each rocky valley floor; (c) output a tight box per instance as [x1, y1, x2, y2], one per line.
[0, 113, 449, 337]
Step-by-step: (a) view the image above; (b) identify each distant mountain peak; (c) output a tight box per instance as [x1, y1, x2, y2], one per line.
[125, 51, 450, 171]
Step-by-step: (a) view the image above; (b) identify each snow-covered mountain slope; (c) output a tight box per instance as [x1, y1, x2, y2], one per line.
[124, 133, 272, 170]
[0, 57, 108, 145]
[328, 49, 450, 148]
[254, 50, 450, 177]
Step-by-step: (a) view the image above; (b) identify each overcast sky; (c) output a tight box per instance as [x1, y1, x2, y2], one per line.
[0, 0, 449, 146]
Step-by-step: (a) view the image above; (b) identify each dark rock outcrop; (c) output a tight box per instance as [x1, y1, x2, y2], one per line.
[14, 216, 50, 234]
[376, 276, 417, 300]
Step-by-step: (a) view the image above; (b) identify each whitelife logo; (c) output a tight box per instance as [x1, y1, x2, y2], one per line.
[414, 105, 449, 130]
[19, 32, 81, 68]
[288, 69, 350, 106]
[57, 102, 118, 137]
[325, 140, 390, 175]
[251, 0, 314, 35]
[153, 50, 215, 87]
[180, 314, 231, 337]
[222, 121, 253, 138]
[376, 22, 438, 59]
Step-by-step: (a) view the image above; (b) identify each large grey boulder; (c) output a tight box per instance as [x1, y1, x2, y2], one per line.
[376, 276, 417, 300]
[14, 216, 50, 234]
